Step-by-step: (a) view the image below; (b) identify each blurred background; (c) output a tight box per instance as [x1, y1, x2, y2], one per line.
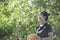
[0, 0, 60, 40]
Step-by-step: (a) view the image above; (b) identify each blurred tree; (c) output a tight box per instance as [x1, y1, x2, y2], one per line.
[0, 0, 60, 40]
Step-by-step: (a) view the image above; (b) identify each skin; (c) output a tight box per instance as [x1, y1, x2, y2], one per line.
[38, 13, 47, 26]
[36, 13, 47, 33]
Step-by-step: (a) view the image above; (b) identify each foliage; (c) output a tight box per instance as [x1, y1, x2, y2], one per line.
[0, 0, 60, 40]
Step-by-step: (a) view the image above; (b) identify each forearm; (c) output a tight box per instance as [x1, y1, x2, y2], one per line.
[47, 36, 53, 40]
[43, 36, 53, 40]
[48, 32, 53, 40]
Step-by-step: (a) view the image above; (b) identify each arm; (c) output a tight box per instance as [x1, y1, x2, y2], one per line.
[48, 32, 53, 40]
[42, 32, 53, 40]
[46, 24, 53, 40]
